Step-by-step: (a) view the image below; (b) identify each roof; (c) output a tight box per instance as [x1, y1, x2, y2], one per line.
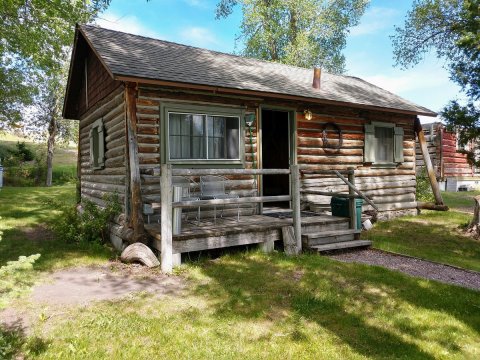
[75, 24, 436, 116]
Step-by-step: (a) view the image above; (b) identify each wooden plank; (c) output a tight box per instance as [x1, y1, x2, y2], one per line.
[171, 195, 291, 208]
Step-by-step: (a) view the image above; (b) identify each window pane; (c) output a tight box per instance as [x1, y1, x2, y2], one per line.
[207, 116, 239, 159]
[374, 127, 393, 162]
[169, 113, 205, 159]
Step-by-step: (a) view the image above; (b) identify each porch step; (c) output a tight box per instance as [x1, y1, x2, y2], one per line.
[302, 229, 361, 247]
[311, 240, 372, 252]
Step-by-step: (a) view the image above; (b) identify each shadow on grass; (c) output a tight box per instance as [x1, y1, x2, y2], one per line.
[192, 253, 479, 359]
[0, 323, 49, 359]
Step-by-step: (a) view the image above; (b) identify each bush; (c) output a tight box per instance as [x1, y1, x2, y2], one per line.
[14, 141, 35, 161]
[51, 194, 121, 244]
[2, 144, 46, 186]
[416, 167, 435, 202]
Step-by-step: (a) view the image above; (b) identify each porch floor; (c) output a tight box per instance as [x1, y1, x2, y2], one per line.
[145, 212, 353, 254]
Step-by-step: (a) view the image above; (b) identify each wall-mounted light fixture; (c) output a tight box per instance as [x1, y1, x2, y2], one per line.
[304, 109, 313, 121]
[245, 113, 255, 127]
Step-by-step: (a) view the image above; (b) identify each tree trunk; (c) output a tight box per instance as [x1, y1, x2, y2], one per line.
[46, 116, 56, 187]
[466, 195, 480, 238]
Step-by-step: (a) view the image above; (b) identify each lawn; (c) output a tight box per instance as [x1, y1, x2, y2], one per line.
[0, 185, 114, 309]
[362, 191, 480, 272]
[10, 252, 480, 359]
[1, 186, 480, 359]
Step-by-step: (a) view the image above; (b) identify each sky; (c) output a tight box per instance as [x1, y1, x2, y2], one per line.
[95, 0, 465, 122]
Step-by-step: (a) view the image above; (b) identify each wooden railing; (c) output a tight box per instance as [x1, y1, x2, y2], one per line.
[159, 164, 377, 272]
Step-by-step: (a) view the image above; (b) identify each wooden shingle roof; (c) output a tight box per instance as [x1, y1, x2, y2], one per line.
[78, 24, 436, 116]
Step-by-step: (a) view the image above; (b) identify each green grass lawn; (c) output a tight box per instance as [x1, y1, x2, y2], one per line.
[363, 190, 480, 272]
[442, 190, 480, 212]
[0, 185, 114, 309]
[17, 252, 480, 359]
[1, 186, 480, 359]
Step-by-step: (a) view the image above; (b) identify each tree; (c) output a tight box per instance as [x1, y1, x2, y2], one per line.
[392, 0, 480, 151]
[216, 0, 369, 73]
[0, 0, 110, 129]
[1, 1, 109, 184]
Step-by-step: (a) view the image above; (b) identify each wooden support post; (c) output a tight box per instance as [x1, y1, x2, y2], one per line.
[125, 83, 146, 242]
[415, 117, 445, 206]
[348, 170, 357, 232]
[259, 239, 274, 253]
[290, 165, 302, 254]
[160, 163, 173, 273]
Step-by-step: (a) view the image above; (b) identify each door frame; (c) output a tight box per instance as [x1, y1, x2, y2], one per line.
[258, 105, 297, 214]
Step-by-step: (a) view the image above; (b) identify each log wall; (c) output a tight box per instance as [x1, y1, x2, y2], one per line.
[78, 86, 128, 248]
[415, 122, 475, 179]
[298, 110, 418, 219]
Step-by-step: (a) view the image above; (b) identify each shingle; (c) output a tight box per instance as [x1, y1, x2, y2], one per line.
[80, 25, 436, 116]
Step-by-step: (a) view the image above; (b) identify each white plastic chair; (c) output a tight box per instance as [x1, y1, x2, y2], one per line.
[200, 175, 240, 222]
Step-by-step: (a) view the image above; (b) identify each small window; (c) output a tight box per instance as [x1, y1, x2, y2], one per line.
[89, 118, 105, 169]
[168, 112, 240, 161]
[364, 123, 404, 164]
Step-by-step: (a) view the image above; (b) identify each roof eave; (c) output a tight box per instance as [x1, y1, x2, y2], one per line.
[114, 74, 437, 117]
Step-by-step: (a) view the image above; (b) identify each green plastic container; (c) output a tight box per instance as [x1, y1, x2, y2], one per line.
[330, 197, 363, 230]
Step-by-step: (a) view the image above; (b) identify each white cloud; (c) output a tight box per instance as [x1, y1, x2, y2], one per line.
[350, 7, 399, 37]
[179, 26, 220, 48]
[95, 11, 164, 39]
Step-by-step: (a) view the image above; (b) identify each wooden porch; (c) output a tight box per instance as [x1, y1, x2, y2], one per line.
[145, 212, 370, 255]
[147, 166, 376, 272]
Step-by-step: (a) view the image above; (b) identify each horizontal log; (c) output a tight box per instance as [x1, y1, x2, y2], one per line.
[417, 202, 449, 211]
[171, 195, 291, 208]
[172, 168, 290, 176]
[300, 190, 360, 198]
[82, 181, 125, 193]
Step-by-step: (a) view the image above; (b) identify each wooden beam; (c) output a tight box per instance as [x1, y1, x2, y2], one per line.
[417, 202, 449, 211]
[160, 163, 173, 272]
[415, 117, 445, 206]
[125, 83, 146, 242]
[348, 171, 356, 230]
[172, 168, 291, 176]
[171, 195, 291, 208]
[291, 165, 302, 254]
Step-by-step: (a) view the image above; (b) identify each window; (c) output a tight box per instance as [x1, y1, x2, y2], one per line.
[364, 122, 404, 164]
[168, 112, 240, 161]
[89, 118, 105, 169]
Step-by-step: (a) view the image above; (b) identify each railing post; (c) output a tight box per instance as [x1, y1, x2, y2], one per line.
[291, 165, 302, 254]
[160, 164, 173, 273]
[348, 168, 357, 230]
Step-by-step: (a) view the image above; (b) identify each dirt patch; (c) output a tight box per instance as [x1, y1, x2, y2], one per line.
[329, 249, 480, 291]
[1, 263, 185, 335]
[31, 264, 184, 306]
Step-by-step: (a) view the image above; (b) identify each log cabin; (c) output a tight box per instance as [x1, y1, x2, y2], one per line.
[416, 122, 480, 191]
[63, 25, 437, 271]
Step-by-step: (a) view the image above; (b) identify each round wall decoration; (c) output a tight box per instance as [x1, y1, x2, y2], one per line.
[321, 122, 343, 149]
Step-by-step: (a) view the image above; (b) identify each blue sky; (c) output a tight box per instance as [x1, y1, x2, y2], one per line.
[96, 0, 464, 121]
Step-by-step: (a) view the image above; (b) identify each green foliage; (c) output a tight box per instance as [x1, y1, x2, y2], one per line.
[416, 167, 435, 202]
[52, 194, 121, 244]
[0, 1, 110, 129]
[14, 141, 35, 161]
[392, 0, 479, 144]
[216, 0, 369, 72]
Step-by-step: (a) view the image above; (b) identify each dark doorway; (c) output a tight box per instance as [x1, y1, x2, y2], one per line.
[261, 109, 290, 208]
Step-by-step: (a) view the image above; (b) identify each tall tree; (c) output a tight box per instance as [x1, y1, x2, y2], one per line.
[216, 0, 369, 73]
[392, 0, 480, 151]
[0, 0, 109, 129]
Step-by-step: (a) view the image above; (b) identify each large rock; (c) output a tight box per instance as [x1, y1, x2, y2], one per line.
[120, 243, 160, 268]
